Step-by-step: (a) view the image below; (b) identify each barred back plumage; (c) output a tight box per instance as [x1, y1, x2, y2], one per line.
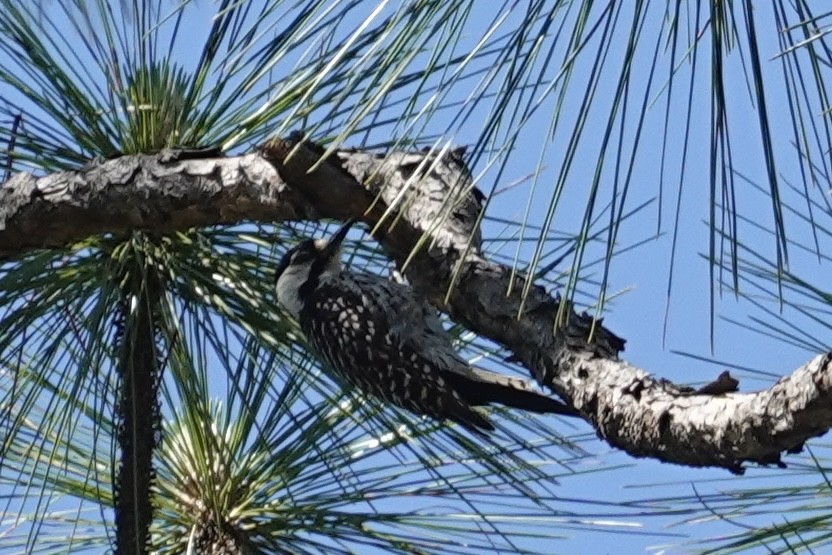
[275, 220, 576, 433]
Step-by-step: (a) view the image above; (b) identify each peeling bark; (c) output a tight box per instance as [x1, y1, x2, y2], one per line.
[0, 154, 298, 256]
[2, 143, 830, 472]
[559, 353, 832, 473]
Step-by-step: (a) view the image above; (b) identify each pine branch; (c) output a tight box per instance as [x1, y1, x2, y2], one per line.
[2, 141, 828, 472]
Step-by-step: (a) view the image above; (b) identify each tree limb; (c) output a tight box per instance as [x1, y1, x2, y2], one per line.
[2, 144, 829, 473]
[0, 153, 300, 255]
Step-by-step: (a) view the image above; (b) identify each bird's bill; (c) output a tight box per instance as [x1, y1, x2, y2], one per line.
[322, 218, 358, 258]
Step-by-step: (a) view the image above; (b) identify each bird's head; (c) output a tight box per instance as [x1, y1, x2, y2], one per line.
[274, 219, 357, 317]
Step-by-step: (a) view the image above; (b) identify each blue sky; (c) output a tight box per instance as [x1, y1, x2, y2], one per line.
[447, 3, 829, 552]
[3, 1, 831, 553]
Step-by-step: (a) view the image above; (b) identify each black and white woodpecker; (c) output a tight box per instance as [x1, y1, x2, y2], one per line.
[274, 219, 576, 433]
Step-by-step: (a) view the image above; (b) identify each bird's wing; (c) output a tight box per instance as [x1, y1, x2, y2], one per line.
[350, 273, 459, 351]
[346, 274, 576, 417]
[302, 273, 494, 432]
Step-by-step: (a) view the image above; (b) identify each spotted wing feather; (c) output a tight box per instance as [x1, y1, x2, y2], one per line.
[299, 273, 492, 432]
[299, 273, 575, 432]
[347, 275, 575, 416]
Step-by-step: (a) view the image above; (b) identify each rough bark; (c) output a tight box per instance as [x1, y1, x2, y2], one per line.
[114, 267, 163, 555]
[0, 153, 299, 256]
[2, 144, 829, 473]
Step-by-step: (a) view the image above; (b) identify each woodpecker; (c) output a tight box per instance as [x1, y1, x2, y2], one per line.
[274, 219, 576, 433]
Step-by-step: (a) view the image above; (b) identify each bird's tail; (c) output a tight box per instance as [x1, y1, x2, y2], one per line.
[447, 367, 578, 417]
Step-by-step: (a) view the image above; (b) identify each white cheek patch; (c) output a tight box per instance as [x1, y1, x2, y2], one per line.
[276, 266, 309, 318]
